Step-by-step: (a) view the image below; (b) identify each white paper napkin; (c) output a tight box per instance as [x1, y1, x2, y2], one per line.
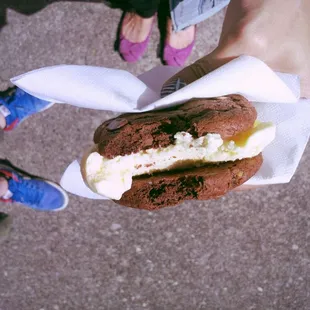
[11, 56, 310, 199]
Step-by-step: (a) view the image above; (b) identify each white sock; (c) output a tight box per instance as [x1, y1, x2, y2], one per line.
[1, 189, 13, 200]
[0, 105, 11, 118]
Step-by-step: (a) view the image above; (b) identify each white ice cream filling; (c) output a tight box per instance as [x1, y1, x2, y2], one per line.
[84, 122, 276, 200]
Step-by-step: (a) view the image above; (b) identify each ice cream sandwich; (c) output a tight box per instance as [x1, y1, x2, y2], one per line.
[81, 95, 276, 210]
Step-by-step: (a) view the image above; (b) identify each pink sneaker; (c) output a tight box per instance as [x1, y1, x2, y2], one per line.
[163, 27, 196, 67]
[119, 14, 154, 63]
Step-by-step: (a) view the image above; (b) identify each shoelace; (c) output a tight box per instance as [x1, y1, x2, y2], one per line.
[12, 177, 45, 206]
[0, 90, 19, 122]
[1, 89, 33, 121]
[7, 90, 31, 120]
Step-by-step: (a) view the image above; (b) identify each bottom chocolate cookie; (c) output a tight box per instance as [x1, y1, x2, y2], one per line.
[116, 154, 263, 210]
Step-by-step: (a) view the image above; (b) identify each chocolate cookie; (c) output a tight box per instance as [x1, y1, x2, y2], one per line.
[117, 154, 263, 210]
[94, 95, 256, 159]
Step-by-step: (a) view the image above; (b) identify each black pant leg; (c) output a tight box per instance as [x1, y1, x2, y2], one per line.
[128, 0, 161, 18]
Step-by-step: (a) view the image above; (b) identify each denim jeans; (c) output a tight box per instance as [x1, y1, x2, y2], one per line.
[170, 0, 230, 31]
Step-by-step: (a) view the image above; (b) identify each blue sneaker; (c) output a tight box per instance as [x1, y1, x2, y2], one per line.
[0, 160, 68, 211]
[0, 87, 53, 131]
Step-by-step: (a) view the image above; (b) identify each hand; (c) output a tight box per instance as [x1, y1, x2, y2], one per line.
[161, 0, 310, 191]
[162, 0, 310, 98]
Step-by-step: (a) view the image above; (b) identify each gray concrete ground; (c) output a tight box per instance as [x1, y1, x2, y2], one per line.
[0, 2, 309, 310]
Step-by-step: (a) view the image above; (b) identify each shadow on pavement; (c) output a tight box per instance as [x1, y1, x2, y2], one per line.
[0, 0, 130, 30]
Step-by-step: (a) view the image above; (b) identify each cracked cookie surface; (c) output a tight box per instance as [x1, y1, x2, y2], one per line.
[94, 95, 257, 159]
[117, 154, 263, 210]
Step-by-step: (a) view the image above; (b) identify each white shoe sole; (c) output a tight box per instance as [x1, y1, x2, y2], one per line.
[45, 180, 69, 211]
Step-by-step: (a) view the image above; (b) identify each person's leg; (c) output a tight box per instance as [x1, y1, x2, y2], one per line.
[159, 0, 195, 66]
[119, 0, 160, 62]
[0, 113, 5, 129]
[129, 0, 160, 19]
[0, 177, 11, 242]
[165, 19, 195, 50]
[0, 88, 68, 211]
[163, 19, 195, 66]
[0, 177, 8, 197]
[163, 20, 195, 66]
[121, 12, 155, 44]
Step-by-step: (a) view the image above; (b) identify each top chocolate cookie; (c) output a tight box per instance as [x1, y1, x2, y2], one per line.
[94, 95, 257, 159]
